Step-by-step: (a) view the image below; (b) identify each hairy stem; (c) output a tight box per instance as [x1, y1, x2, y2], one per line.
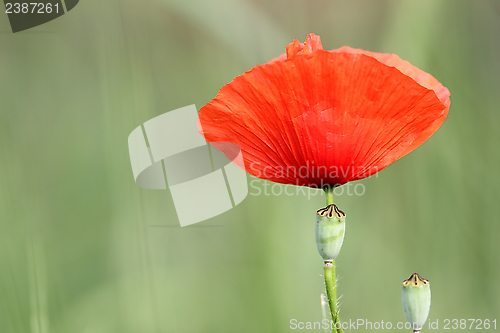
[324, 263, 343, 332]
[323, 187, 343, 333]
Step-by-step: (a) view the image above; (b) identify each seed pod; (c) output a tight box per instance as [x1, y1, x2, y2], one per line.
[315, 204, 346, 262]
[402, 273, 431, 332]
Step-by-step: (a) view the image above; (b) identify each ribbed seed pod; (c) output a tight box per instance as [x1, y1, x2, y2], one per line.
[402, 273, 431, 332]
[315, 204, 346, 262]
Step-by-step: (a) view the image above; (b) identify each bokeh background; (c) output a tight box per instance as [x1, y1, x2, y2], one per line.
[1, 0, 499, 332]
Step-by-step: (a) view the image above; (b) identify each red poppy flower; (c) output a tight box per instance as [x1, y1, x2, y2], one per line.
[197, 34, 450, 188]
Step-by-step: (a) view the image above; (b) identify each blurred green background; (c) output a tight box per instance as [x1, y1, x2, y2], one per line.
[1, 0, 499, 332]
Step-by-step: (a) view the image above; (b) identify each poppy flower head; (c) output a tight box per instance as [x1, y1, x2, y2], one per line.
[198, 34, 450, 188]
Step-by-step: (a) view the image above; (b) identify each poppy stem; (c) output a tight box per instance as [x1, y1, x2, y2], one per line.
[325, 187, 334, 206]
[323, 187, 344, 333]
[324, 263, 343, 332]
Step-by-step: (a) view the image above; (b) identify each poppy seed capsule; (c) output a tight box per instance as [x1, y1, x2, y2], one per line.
[402, 273, 431, 332]
[315, 204, 346, 262]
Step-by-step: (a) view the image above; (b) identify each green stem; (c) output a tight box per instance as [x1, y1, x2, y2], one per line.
[324, 263, 343, 333]
[325, 187, 334, 206]
[323, 187, 344, 333]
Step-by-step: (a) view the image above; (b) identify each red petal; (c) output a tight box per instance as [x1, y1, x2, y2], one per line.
[331, 46, 450, 161]
[198, 43, 449, 187]
[286, 33, 323, 59]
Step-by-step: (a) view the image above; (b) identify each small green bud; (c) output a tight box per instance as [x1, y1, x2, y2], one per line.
[315, 204, 346, 262]
[402, 273, 431, 332]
